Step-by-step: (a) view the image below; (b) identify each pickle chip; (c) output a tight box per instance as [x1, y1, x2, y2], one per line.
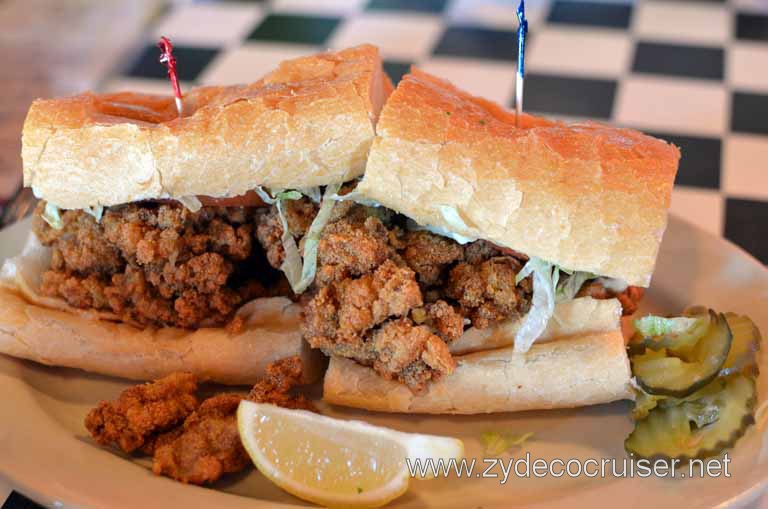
[632, 311, 732, 397]
[625, 374, 756, 462]
[720, 313, 762, 377]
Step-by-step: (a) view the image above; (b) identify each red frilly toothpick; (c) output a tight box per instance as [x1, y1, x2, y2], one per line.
[158, 36, 183, 116]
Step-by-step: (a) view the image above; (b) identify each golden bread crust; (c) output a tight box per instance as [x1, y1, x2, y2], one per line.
[357, 69, 680, 286]
[23, 45, 390, 209]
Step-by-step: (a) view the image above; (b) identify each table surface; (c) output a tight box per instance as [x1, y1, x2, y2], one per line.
[0, 0, 766, 507]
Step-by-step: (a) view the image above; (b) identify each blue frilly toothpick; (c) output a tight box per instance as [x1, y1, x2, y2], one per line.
[516, 0, 528, 127]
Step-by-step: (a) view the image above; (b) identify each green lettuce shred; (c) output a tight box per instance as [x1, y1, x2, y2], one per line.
[262, 184, 340, 294]
[556, 271, 596, 302]
[42, 202, 63, 230]
[634, 315, 701, 338]
[84, 206, 104, 222]
[514, 257, 559, 353]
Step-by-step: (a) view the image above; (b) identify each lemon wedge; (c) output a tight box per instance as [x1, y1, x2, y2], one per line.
[237, 401, 464, 508]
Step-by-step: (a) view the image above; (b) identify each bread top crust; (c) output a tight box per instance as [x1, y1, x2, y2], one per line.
[357, 69, 680, 286]
[23, 44, 391, 209]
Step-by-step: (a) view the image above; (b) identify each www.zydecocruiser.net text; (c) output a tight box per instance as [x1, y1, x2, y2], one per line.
[406, 453, 731, 483]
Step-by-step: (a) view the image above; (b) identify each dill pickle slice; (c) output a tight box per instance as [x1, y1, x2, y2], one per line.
[632, 311, 732, 397]
[720, 313, 762, 377]
[625, 374, 756, 462]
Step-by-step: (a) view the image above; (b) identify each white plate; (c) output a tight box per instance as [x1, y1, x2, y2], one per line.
[0, 215, 766, 509]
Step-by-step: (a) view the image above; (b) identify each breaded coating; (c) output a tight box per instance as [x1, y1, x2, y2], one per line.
[34, 201, 286, 328]
[84, 372, 199, 454]
[248, 356, 316, 411]
[337, 260, 423, 335]
[423, 300, 465, 342]
[304, 260, 451, 390]
[315, 215, 395, 285]
[400, 231, 463, 286]
[372, 318, 456, 391]
[446, 257, 530, 328]
[86, 358, 314, 486]
[151, 357, 314, 484]
[301, 205, 536, 392]
[152, 394, 249, 485]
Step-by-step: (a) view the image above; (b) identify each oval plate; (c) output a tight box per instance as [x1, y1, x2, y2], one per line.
[0, 215, 766, 509]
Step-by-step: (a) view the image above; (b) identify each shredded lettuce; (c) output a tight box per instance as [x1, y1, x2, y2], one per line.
[327, 189, 383, 208]
[292, 182, 340, 293]
[634, 315, 702, 338]
[271, 183, 340, 294]
[299, 186, 322, 203]
[254, 186, 278, 205]
[514, 257, 559, 353]
[275, 198, 303, 290]
[41, 202, 63, 230]
[437, 205, 476, 240]
[405, 219, 476, 245]
[177, 195, 202, 212]
[276, 190, 302, 201]
[481, 431, 534, 456]
[255, 186, 304, 204]
[556, 271, 596, 302]
[595, 276, 628, 294]
[84, 206, 104, 222]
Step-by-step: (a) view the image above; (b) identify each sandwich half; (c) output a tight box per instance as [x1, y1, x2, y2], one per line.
[0, 45, 392, 384]
[319, 69, 681, 413]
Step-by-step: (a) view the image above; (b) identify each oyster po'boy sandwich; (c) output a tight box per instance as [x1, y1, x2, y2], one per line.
[318, 69, 680, 413]
[0, 45, 392, 384]
[1, 46, 680, 414]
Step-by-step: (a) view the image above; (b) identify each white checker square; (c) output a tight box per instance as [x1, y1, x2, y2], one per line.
[670, 187, 724, 237]
[198, 43, 316, 86]
[730, 0, 768, 15]
[152, 3, 263, 47]
[419, 57, 516, 105]
[447, 0, 547, 31]
[723, 134, 768, 201]
[99, 78, 193, 96]
[729, 42, 768, 93]
[614, 76, 727, 137]
[271, 0, 366, 16]
[633, 2, 729, 45]
[329, 13, 443, 60]
[526, 27, 632, 78]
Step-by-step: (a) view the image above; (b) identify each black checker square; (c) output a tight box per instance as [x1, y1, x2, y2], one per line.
[731, 92, 768, 135]
[548, 0, 632, 29]
[125, 44, 220, 81]
[432, 26, 519, 62]
[1, 491, 44, 509]
[366, 0, 448, 14]
[736, 13, 768, 41]
[247, 14, 341, 45]
[522, 74, 616, 119]
[644, 131, 721, 189]
[383, 60, 412, 85]
[724, 198, 768, 264]
[633, 42, 724, 80]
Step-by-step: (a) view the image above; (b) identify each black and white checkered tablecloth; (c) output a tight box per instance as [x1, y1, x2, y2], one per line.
[3, 0, 767, 507]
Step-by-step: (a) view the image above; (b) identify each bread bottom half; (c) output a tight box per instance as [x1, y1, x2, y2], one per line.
[324, 330, 632, 414]
[324, 298, 633, 414]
